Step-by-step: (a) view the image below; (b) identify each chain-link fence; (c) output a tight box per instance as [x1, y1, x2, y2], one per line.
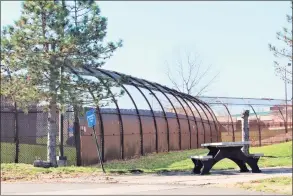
[201, 96, 293, 147]
[1, 68, 292, 167]
[1, 103, 77, 165]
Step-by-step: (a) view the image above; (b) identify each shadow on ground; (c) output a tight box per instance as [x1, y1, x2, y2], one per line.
[150, 167, 292, 176]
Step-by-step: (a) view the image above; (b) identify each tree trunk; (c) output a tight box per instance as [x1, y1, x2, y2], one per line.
[47, 67, 58, 167]
[47, 99, 58, 166]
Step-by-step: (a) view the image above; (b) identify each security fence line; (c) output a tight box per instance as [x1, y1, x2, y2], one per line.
[1, 67, 292, 165]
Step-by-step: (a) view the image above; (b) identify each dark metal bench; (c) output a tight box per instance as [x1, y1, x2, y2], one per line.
[190, 155, 213, 174]
[191, 142, 264, 175]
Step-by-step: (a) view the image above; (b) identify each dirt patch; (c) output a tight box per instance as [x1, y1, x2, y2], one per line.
[214, 176, 292, 195]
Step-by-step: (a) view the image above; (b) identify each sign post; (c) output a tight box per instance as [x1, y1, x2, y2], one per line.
[86, 108, 105, 173]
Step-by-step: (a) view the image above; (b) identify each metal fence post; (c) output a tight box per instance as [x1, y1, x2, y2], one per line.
[74, 106, 82, 166]
[14, 102, 19, 163]
[59, 112, 64, 157]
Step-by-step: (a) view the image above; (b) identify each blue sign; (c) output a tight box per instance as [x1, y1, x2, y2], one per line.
[68, 127, 74, 133]
[86, 109, 96, 127]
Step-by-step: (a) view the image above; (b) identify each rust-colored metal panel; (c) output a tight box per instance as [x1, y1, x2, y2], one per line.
[218, 122, 222, 142]
[189, 118, 197, 148]
[210, 122, 217, 142]
[80, 126, 99, 166]
[80, 109, 218, 165]
[122, 114, 140, 159]
[203, 120, 211, 143]
[156, 116, 168, 153]
[141, 116, 156, 154]
[179, 118, 189, 150]
[168, 117, 179, 150]
[202, 121, 209, 144]
[102, 113, 121, 161]
[197, 122, 205, 147]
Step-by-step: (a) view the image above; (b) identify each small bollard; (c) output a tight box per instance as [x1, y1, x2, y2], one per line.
[57, 156, 67, 167]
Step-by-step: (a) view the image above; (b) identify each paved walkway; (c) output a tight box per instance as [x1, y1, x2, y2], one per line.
[1, 167, 291, 195]
[1, 183, 276, 195]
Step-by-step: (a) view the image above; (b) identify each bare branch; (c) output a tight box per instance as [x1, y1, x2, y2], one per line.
[166, 61, 182, 92]
[196, 71, 220, 96]
[165, 48, 218, 96]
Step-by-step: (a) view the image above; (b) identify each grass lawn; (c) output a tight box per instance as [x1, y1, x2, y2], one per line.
[235, 177, 292, 195]
[168, 141, 292, 170]
[1, 141, 291, 182]
[1, 142, 76, 165]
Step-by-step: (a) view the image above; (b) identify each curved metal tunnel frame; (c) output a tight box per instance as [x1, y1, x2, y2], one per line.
[240, 98, 262, 146]
[83, 67, 126, 160]
[163, 88, 220, 144]
[128, 77, 163, 153]
[95, 69, 144, 156]
[64, 65, 107, 161]
[276, 105, 288, 142]
[71, 66, 220, 160]
[216, 98, 235, 142]
[184, 94, 219, 143]
[138, 79, 177, 151]
[249, 104, 262, 146]
[159, 85, 213, 145]
[148, 82, 191, 150]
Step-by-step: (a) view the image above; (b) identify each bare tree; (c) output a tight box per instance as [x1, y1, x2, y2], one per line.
[271, 105, 292, 124]
[166, 49, 219, 96]
[269, 1, 292, 84]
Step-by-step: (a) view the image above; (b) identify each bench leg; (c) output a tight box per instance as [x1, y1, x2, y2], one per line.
[230, 158, 249, 172]
[247, 157, 261, 173]
[200, 160, 213, 175]
[192, 159, 202, 174]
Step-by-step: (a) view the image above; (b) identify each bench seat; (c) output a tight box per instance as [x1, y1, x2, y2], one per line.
[190, 155, 213, 160]
[248, 153, 264, 158]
